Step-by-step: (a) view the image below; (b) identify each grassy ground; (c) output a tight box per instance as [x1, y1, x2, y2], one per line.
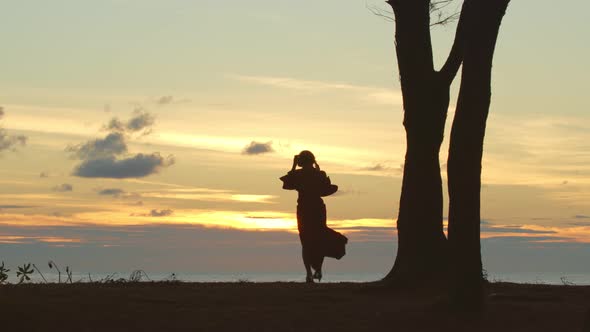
[1, 282, 589, 331]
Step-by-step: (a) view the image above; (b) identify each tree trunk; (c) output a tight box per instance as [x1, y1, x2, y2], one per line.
[447, 0, 509, 307]
[383, 0, 452, 284]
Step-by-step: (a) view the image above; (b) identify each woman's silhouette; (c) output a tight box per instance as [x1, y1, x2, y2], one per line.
[280, 150, 346, 283]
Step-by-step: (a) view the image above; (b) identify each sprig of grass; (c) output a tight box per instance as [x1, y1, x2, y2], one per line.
[48, 260, 62, 283]
[1, 261, 178, 284]
[129, 270, 151, 282]
[560, 276, 575, 286]
[65, 266, 73, 283]
[32, 264, 48, 283]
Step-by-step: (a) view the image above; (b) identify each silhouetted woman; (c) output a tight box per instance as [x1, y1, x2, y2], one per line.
[280, 150, 346, 283]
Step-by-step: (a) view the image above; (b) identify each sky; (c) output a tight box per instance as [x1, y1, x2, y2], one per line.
[0, 0, 589, 279]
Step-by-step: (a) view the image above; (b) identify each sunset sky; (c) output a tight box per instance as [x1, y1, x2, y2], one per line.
[1, 0, 589, 278]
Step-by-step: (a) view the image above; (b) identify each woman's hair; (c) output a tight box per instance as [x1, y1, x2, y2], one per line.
[297, 150, 319, 170]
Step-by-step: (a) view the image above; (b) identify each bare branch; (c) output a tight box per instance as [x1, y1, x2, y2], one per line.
[430, 0, 455, 12]
[366, 3, 394, 23]
[439, 1, 468, 83]
[368, 0, 461, 27]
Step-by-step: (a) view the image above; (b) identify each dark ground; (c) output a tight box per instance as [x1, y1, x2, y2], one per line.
[1, 282, 589, 331]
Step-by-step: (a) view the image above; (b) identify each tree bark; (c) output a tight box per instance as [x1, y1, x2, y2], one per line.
[383, 0, 457, 283]
[447, 0, 510, 307]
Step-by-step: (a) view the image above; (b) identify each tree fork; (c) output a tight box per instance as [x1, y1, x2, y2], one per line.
[384, 0, 465, 284]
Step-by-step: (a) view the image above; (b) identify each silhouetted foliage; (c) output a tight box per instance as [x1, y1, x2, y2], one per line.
[0, 261, 181, 285]
[0, 261, 9, 284]
[129, 270, 151, 282]
[16, 263, 34, 284]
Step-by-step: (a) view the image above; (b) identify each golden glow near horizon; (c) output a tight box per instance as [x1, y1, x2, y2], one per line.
[2, 207, 590, 245]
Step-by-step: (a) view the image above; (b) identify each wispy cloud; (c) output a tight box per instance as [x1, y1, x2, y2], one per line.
[156, 95, 173, 105]
[67, 132, 127, 160]
[104, 109, 155, 135]
[97, 188, 127, 198]
[73, 153, 175, 179]
[0, 109, 28, 153]
[481, 224, 556, 235]
[480, 221, 590, 243]
[0, 205, 36, 209]
[358, 163, 403, 174]
[145, 209, 174, 217]
[360, 163, 389, 172]
[0, 128, 28, 152]
[52, 183, 73, 192]
[140, 190, 276, 204]
[124, 110, 155, 133]
[232, 74, 402, 106]
[481, 113, 590, 187]
[154, 95, 190, 106]
[0, 235, 82, 245]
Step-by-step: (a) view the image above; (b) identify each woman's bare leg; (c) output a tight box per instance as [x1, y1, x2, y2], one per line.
[312, 255, 324, 281]
[302, 246, 313, 282]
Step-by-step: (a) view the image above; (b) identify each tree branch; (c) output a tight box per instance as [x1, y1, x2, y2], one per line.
[439, 0, 468, 84]
[368, 0, 460, 27]
[386, 0, 436, 78]
[366, 3, 394, 22]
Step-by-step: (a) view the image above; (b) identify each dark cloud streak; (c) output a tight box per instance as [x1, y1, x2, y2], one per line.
[66, 132, 127, 159]
[0, 109, 28, 153]
[146, 209, 174, 217]
[105, 110, 155, 134]
[69, 111, 174, 179]
[0, 205, 36, 209]
[359, 163, 403, 173]
[52, 183, 73, 192]
[97, 188, 126, 197]
[126, 110, 155, 133]
[156, 96, 173, 105]
[0, 130, 27, 152]
[242, 141, 274, 155]
[73, 153, 175, 179]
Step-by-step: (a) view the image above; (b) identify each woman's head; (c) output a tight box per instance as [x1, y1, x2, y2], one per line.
[297, 150, 316, 168]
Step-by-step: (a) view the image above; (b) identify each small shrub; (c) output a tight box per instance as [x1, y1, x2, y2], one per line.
[164, 273, 179, 282]
[560, 276, 574, 286]
[0, 261, 10, 284]
[129, 270, 151, 282]
[16, 263, 34, 284]
[100, 273, 119, 283]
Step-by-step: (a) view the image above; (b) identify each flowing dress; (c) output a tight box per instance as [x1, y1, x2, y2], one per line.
[280, 168, 347, 268]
